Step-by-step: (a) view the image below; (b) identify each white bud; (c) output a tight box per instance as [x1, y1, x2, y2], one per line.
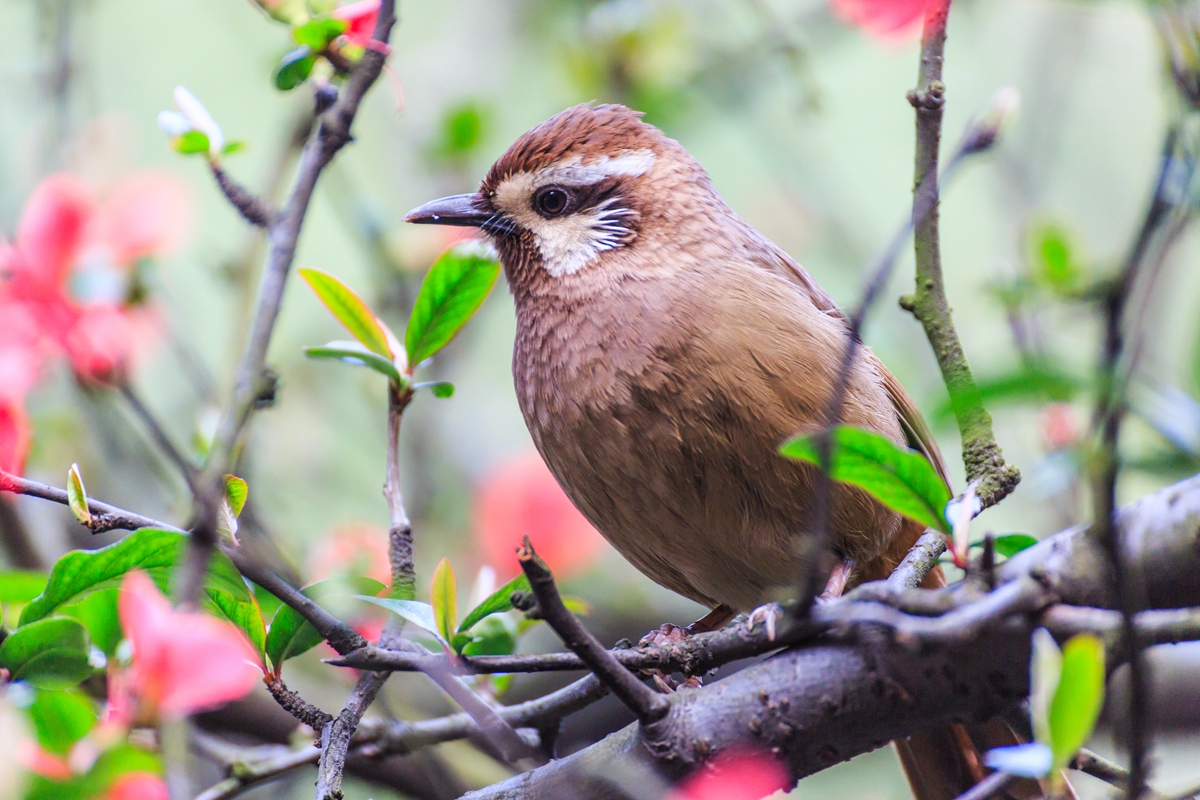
[172, 85, 224, 155]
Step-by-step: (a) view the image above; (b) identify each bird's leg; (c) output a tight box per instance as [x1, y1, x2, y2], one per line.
[818, 558, 857, 603]
[638, 604, 737, 691]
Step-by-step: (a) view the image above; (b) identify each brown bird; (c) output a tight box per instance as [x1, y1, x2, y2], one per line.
[407, 104, 1022, 800]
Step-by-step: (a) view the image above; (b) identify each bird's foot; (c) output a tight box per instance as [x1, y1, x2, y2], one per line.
[747, 602, 783, 641]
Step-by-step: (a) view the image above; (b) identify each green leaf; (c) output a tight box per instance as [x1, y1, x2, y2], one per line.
[264, 576, 385, 670]
[304, 340, 403, 384]
[1029, 627, 1062, 747]
[67, 464, 90, 525]
[405, 243, 501, 368]
[0, 617, 93, 687]
[299, 268, 394, 359]
[28, 689, 97, 754]
[274, 46, 317, 91]
[458, 573, 531, 633]
[224, 475, 249, 519]
[934, 365, 1081, 423]
[415, 380, 455, 398]
[174, 130, 211, 155]
[359, 597, 445, 644]
[0, 570, 47, 604]
[1048, 633, 1106, 770]
[62, 588, 122, 655]
[208, 587, 267, 665]
[19, 528, 254, 628]
[1031, 223, 1081, 292]
[293, 16, 347, 49]
[460, 614, 516, 657]
[221, 140, 246, 156]
[993, 533, 1039, 558]
[780, 425, 952, 534]
[430, 558, 457, 644]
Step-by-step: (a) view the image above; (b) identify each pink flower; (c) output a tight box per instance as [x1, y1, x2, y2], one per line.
[111, 571, 261, 723]
[307, 524, 392, 586]
[332, 0, 380, 48]
[667, 749, 790, 800]
[102, 772, 169, 800]
[830, 0, 934, 38]
[0, 400, 31, 478]
[1038, 402, 1079, 452]
[475, 450, 608, 578]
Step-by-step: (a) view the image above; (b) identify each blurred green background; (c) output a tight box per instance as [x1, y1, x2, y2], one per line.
[2, 0, 1200, 797]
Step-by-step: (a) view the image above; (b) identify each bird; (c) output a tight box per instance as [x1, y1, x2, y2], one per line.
[406, 103, 1031, 800]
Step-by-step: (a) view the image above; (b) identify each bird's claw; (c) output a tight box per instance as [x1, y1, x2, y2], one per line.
[747, 603, 783, 641]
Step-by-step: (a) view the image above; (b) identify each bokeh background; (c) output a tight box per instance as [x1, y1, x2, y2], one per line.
[2, 0, 1200, 797]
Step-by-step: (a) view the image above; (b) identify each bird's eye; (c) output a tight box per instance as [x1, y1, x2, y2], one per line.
[534, 186, 571, 217]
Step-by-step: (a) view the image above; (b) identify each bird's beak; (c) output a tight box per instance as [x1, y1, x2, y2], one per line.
[403, 193, 491, 227]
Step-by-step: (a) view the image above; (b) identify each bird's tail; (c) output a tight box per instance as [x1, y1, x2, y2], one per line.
[864, 519, 1075, 800]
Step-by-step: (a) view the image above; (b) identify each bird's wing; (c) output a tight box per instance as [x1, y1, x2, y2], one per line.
[767, 244, 954, 492]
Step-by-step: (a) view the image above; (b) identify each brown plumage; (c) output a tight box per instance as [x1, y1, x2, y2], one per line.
[406, 103, 1033, 800]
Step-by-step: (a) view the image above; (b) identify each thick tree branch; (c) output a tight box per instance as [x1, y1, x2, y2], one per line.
[461, 472, 1200, 800]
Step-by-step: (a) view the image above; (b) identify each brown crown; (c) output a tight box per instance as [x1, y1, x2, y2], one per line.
[480, 104, 665, 195]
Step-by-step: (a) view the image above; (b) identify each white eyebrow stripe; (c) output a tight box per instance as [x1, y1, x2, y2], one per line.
[534, 149, 656, 186]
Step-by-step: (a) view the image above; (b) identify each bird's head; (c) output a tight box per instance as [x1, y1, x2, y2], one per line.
[406, 104, 708, 290]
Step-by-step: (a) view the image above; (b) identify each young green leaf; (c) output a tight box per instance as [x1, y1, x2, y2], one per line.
[405, 243, 501, 368]
[264, 576, 385, 670]
[414, 381, 455, 398]
[274, 46, 317, 91]
[0, 617, 93, 688]
[67, 464, 90, 525]
[292, 16, 347, 49]
[458, 573, 531, 633]
[460, 615, 517, 657]
[304, 341, 403, 384]
[208, 587, 267, 665]
[1029, 627, 1062, 747]
[221, 141, 247, 156]
[61, 588, 123, 656]
[299, 268, 394, 359]
[174, 130, 211, 155]
[779, 425, 952, 534]
[28, 689, 97, 754]
[993, 533, 1039, 558]
[1048, 633, 1106, 771]
[359, 597, 445, 645]
[430, 558, 457, 645]
[224, 475, 249, 519]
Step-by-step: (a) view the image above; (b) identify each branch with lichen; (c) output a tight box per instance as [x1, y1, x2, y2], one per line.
[898, 0, 1020, 510]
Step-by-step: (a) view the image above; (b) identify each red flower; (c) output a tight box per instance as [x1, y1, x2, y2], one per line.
[474, 450, 608, 578]
[102, 773, 169, 800]
[0, 401, 31, 478]
[667, 749, 790, 800]
[1039, 402, 1080, 452]
[110, 571, 261, 723]
[332, 0, 380, 48]
[307, 523, 392, 586]
[831, 0, 933, 38]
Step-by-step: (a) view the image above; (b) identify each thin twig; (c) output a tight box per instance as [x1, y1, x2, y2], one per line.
[385, 384, 416, 599]
[210, 162, 276, 228]
[263, 673, 334, 731]
[1091, 126, 1182, 800]
[901, 0, 1020, 510]
[518, 536, 670, 724]
[179, 0, 398, 609]
[1071, 748, 1131, 789]
[117, 379, 201, 491]
[0, 470, 184, 534]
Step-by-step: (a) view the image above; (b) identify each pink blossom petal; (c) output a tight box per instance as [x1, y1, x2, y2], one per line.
[0, 400, 31, 477]
[14, 174, 94, 288]
[830, 0, 931, 38]
[669, 749, 791, 800]
[62, 304, 158, 383]
[118, 571, 261, 718]
[94, 173, 192, 265]
[307, 524, 392, 586]
[332, 0, 380, 46]
[475, 450, 608, 578]
[16, 741, 72, 780]
[103, 772, 169, 800]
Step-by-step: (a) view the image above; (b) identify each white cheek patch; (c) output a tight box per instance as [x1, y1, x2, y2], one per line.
[491, 150, 654, 277]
